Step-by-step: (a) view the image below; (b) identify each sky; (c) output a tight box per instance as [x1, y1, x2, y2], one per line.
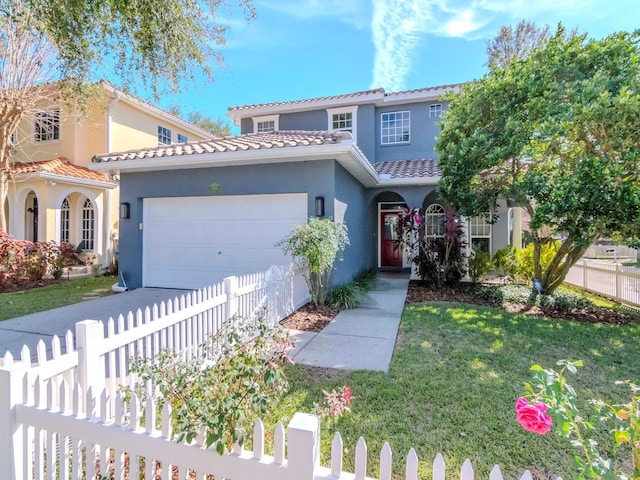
[157, 0, 640, 129]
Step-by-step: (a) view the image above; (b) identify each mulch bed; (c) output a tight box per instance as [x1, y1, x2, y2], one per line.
[280, 303, 340, 332]
[280, 281, 639, 333]
[407, 281, 639, 326]
[0, 278, 63, 293]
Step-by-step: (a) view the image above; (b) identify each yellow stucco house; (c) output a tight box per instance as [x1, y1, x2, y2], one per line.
[4, 80, 214, 268]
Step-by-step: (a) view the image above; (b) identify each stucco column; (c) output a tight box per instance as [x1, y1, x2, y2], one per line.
[512, 207, 523, 249]
[459, 215, 471, 282]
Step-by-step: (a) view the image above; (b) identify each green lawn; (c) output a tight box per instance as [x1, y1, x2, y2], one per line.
[266, 302, 640, 480]
[0, 276, 116, 321]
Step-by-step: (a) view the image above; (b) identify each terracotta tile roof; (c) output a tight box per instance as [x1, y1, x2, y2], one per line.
[227, 89, 385, 112]
[374, 159, 441, 179]
[384, 83, 461, 97]
[92, 130, 347, 163]
[11, 157, 112, 184]
[228, 84, 461, 113]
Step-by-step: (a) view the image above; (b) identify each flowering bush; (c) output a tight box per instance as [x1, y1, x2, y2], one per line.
[518, 360, 639, 479]
[315, 385, 353, 423]
[0, 231, 76, 290]
[121, 313, 293, 454]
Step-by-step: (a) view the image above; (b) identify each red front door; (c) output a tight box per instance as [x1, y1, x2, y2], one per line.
[380, 212, 403, 268]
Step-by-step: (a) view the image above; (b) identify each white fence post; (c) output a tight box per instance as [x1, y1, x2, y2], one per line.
[582, 259, 588, 288]
[224, 276, 239, 320]
[287, 412, 320, 480]
[616, 263, 622, 299]
[0, 356, 29, 480]
[76, 320, 106, 398]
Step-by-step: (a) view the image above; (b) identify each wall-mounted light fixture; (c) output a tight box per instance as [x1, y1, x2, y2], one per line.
[315, 196, 325, 217]
[119, 202, 130, 219]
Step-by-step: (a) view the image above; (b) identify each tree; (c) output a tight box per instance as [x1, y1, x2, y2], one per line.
[437, 27, 640, 293]
[169, 105, 233, 137]
[276, 218, 349, 308]
[486, 20, 550, 70]
[0, 0, 254, 232]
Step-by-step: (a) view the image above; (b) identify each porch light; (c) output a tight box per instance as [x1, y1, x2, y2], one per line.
[315, 196, 325, 217]
[119, 202, 130, 219]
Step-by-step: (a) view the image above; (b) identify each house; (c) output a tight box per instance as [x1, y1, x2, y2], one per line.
[4, 80, 214, 268]
[91, 85, 520, 291]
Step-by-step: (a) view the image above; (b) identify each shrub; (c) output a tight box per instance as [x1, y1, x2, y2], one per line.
[397, 208, 466, 287]
[121, 313, 291, 453]
[276, 218, 349, 307]
[329, 283, 366, 309]
[468, 249, 492, 283]
[0, 231, 76, 290]
[328, 269, 376, 309]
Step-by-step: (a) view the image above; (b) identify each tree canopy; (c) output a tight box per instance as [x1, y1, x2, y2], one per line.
[436, 26, 640, 293]
[0, 0, 254, 231]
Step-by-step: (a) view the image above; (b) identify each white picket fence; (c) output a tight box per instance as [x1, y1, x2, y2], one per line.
[565, 259, 640, 307]
[1, 262, 545, 479]
[2, 366, 539, 480]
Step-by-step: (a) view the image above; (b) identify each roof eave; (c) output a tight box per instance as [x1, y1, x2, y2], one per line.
[39, 172, 117, 189]
[90, 140, 382, 188]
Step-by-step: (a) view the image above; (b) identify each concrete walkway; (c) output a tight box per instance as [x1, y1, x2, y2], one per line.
[288, 274, 409, 372]
[0, 288, 188, 361]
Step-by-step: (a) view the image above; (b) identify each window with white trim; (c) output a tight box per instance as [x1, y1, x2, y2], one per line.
[177, 133, 188, 143]
[252, 114, 279, 133]
[327, 106, 358, 142]
[424, 204, 445, 237]
[158, 126, 172, 145]
[470, 215, 492, 252]
[381, 110, 410, 145]
[81, 198, 95, 250]
[34, 109, 60, 142]
[429, 104, 442, 117]
[60, 198, 70, 243]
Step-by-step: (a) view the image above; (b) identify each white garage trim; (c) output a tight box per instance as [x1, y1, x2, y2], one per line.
[142, 193, 308, 289]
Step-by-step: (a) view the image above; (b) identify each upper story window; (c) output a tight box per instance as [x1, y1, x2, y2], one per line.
[34, 108, 60, 142]
[381, 110, 410, 145]
[327, 106, 358, 142]
[177, 133, 188, 143]
[252, 114, 279, 133]
[158, 126, 172, 145]
[429, 104, 443, 118]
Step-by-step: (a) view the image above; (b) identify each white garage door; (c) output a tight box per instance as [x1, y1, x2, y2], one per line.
[143, 193, 308, 289]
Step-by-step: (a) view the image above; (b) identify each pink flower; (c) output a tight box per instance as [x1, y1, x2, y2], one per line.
[343, 386, 352, 405]
[515, 398, 552, 435]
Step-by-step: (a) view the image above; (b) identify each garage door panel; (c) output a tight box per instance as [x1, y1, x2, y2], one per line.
[143, 194, 308, 289]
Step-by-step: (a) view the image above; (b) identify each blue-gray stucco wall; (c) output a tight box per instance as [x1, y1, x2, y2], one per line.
[373, 101, 445, 163]
[118, 159, 370, 289]
[333, 163, 373, 283]
[238, 101, 445, 165]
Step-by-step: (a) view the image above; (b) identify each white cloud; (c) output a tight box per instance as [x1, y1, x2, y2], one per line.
[369, 0, 634, 91]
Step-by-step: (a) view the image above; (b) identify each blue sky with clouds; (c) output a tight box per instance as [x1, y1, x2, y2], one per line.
[162, 0, 639, 127]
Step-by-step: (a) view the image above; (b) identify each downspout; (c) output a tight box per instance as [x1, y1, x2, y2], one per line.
[104, 105, 113, 267]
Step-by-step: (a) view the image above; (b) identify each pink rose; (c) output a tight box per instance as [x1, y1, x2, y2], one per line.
[515, 398, 552, 435]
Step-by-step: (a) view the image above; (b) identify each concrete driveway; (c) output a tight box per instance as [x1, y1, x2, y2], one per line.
[0, 288, 189, 361]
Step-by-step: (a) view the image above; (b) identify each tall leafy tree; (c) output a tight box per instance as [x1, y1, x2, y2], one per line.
[0, 0, 254, 231]
[486, 20, 551, 70]
[437, 27, 640, 293]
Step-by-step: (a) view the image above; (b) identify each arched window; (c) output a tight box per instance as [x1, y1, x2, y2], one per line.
[60, 198, 70, 243]
[81, 198, 94, 250]
[424, 204, 445, 237]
